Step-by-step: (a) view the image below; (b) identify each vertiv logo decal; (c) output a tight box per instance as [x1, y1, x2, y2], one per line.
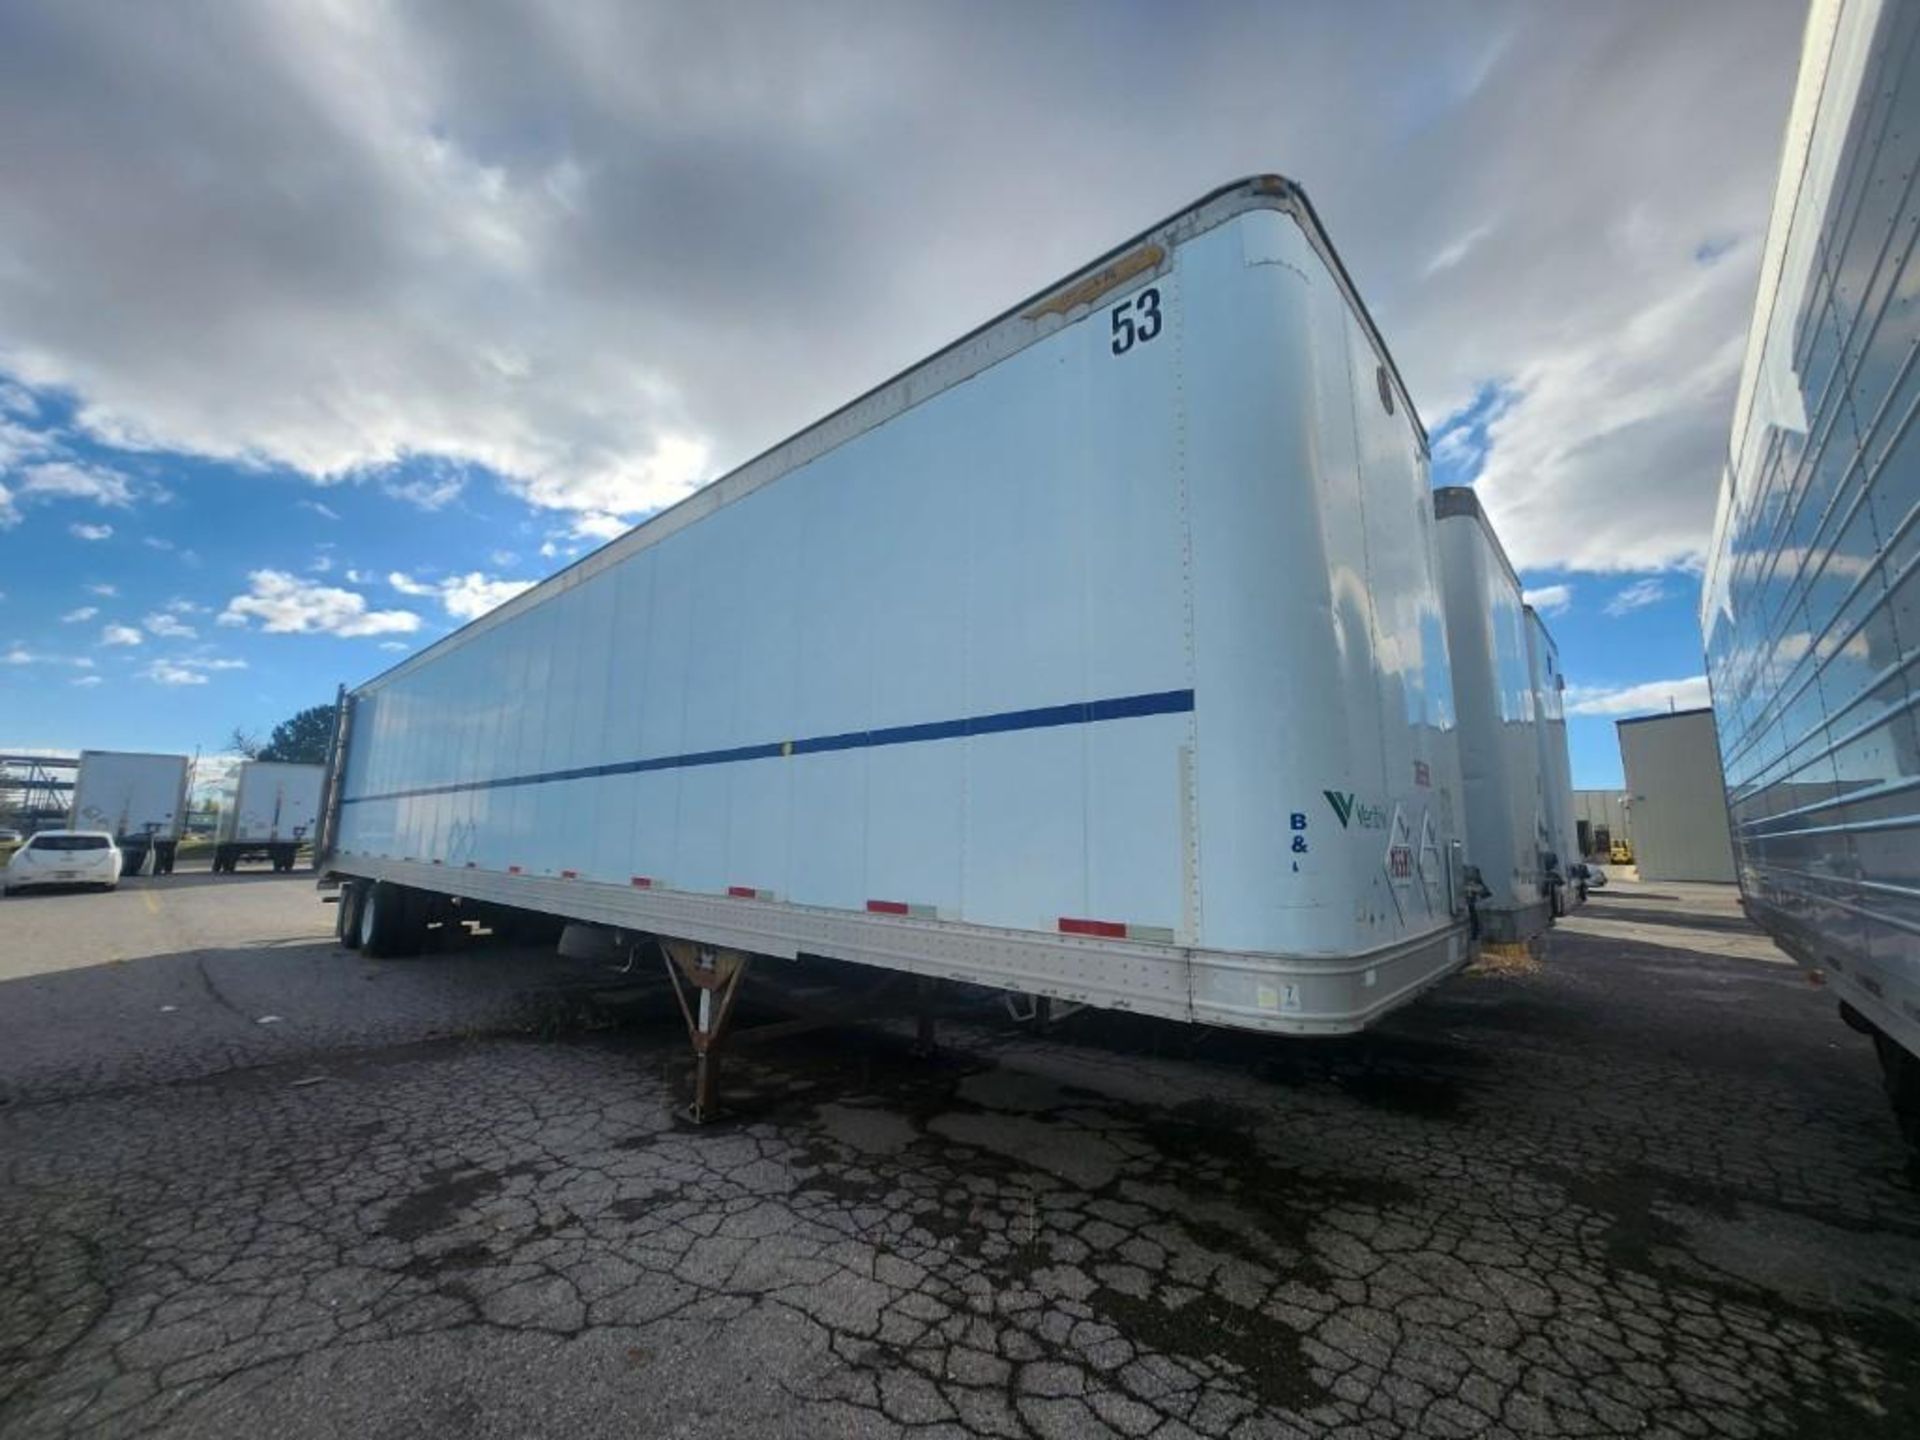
[1324, 791, 1388, 829]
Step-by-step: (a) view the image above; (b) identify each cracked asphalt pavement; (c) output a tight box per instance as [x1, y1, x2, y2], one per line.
[2, 872, 1917, 1438]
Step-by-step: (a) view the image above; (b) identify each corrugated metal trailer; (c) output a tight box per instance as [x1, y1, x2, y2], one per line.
[321, 176, 1474, 1115]
[1433, 487, 1550, 943]
[1702, 0, 1920, 1147]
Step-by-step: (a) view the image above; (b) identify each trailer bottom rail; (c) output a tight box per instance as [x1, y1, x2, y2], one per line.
[325, 855, 1470, 1039]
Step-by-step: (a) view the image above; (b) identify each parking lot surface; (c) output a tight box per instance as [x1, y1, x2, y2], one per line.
[1, 874, 1916, 1439]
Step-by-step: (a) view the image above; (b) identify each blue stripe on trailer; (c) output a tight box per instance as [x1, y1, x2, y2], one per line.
[340, 686, 1195, 806]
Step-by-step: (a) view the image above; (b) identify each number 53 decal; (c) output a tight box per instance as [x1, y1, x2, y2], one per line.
[1110, 286, 1163, 356]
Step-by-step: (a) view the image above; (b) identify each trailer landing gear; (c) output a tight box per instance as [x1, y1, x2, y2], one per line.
[657, 946, 945, 1123]
[662, 940, 752, 1126]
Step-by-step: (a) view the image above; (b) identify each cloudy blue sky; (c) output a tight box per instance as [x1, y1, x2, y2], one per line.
[0, 0, 1805, 787]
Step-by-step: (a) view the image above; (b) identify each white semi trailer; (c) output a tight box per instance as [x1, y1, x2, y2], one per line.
[320, 176, 1475, 1117]
[1704, 0, 1920, 1150]
[1433, 488, 1551, 943]
[1524, 608, 1581, 912]
[69, 750, 189, 875]
[213, 761, 322, 873]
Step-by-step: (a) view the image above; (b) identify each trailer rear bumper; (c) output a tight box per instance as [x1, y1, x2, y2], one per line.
[331, 856, 1470, 1037]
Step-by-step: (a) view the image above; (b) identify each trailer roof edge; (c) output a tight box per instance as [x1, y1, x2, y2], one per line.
[1432, 485, 1528, 600]
[1616, 706, 1716, 727]
[353, 175, 1427, 697]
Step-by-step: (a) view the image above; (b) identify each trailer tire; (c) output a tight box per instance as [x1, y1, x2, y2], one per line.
[336, 881, 366, 948]
[1875, 1033, 1920, 1154]
[359, 881, 425, 958]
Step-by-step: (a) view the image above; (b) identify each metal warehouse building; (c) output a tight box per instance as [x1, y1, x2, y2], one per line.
[1617, 709, 1737, 884]
[1572, 789, 1630, 861]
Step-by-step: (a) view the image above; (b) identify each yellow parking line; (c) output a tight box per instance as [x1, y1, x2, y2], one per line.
[142, 888, 160, 916]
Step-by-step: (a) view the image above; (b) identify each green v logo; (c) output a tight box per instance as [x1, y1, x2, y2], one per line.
[1324, 790, 1355, 828]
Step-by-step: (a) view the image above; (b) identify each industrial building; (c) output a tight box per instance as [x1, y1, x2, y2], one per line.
[1617, 709, 1736, 883]
[1572, 789, 1630, 861]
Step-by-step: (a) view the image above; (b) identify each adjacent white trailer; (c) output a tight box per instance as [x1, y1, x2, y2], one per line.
[1703, 0, 1920, 1147]
[69, 750, 189, 875]
[322, 177, 1473, 1110]
[214, 761, 322, 873]
[1433, 488, 1550, 943]
[1523, 608, 1582, 911]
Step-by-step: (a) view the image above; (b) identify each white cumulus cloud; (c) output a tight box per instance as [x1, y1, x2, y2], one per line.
[100, 623, 143, 646]
[389, 570, 536, 621]
[219, 570, 421, 637]
[1604, 578, 1669, 617]
[1565, 675, 1712, 716]
[143, 611, 196, 639]
[60, 606, 98, 623]
[0, 1, 1804, 560]
[69, 522, 113, 541]
[437, 573, 536, 621]
[18, 461, 134, 507]
[386, 571, 437, 599]
[141, 655, 246, 686]
[6, 644, 95, 668]
[1522, 584, 1572, 616]
[569, 512, 631, 542]
[142, 660, 207, 686]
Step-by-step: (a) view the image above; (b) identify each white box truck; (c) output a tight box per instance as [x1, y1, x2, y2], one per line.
[213, 761, 322, 873]
[320, 176, 1474, 1116]
[1433, 488, 1551, 944]
[68, 750, 190, 875]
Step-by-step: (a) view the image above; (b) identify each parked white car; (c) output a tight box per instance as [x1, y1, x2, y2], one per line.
[3, 831, 123, 894]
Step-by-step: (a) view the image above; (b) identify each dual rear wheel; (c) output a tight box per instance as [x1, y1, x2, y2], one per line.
[336, 879, 564, 958]
[338, 879, 427, 957]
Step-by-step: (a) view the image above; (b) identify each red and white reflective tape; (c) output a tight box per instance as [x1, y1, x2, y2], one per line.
[867, 899, 937, 919]
[1058, 917, 1176, 944]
